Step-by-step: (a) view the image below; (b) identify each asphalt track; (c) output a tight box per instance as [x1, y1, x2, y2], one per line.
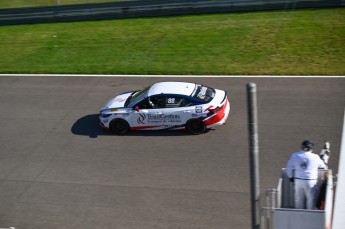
[0, 75, 344, 229]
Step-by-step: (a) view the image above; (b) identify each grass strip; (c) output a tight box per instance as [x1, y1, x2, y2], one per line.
[0, 8, 344, 75]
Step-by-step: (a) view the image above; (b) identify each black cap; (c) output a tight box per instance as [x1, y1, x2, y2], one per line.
[302, 140, 315, 149]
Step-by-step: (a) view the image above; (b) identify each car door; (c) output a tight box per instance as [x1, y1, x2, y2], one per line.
[162, 96, 194, 127]
[130, 96, 164, 129]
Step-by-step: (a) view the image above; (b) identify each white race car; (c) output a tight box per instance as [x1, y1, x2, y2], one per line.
[99, 82, 230, 135]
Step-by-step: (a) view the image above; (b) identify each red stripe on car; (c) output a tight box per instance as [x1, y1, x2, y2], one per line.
[204, 98, 229, 126]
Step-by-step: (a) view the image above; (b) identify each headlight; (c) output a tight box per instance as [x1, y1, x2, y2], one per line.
[100, 113, 112, 118]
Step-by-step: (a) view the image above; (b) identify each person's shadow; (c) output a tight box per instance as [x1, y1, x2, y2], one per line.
[71, 114, 198, 138]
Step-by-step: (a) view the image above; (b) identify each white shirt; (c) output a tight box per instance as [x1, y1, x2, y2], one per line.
[286, 150, 326, 180]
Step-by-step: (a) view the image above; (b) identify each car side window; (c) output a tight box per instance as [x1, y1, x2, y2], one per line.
[137, 98, 152, 109]
[150, 96, 166, 109]
[137, 96, 194, 109]
[180, 98, 193, 107]
[136, 96, 166, 109]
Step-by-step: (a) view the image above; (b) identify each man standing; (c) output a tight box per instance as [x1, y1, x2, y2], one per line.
[286, 140, 329, 209]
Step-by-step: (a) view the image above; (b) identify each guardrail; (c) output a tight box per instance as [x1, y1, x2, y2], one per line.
[0, 0, 343, 25]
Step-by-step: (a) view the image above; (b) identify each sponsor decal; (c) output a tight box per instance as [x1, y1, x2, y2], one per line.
[137, 113, 181, 124]
[163, 125, 177, 128]
[162, 124, 185, 130]
[300, 158, 309, 169]
[148, 114, 181, 123]
[195, 106, 202, 113]
[148, 114, 180, 119]
[113, 113, 129, 116]
[204, 105, 214, 112]
[137, 113, 146, 124]
[192, 113, 208, 118]
[167, 98, 176, 104]
[114, 97, 126, 102]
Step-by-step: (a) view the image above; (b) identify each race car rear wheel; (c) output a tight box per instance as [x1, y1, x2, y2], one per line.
[110, 118, 130, 135]
[186, 118, 206, 135]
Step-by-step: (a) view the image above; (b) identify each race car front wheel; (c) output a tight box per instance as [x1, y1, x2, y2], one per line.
[110, 119, 130, 135]
[186, 119, 206, 135]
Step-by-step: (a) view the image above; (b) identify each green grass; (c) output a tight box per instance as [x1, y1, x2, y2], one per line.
[0, 8, 344, 75]
[0, 0, 116, 8]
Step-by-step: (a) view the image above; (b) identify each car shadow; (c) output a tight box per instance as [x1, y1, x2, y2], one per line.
[71, 114, 111, 138]
[71, 114, 206, 138]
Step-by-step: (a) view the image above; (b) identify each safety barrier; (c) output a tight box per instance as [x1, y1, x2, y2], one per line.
[261, 169, 334, 229]
[0, 0, 343, 25]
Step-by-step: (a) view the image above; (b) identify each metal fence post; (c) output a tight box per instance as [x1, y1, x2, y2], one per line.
[247, 83, 260, 229]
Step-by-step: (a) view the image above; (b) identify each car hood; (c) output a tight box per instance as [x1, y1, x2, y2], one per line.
[101, 92, 133, 110]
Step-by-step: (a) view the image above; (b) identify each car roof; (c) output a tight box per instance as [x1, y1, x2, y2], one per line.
[147, 82, 196, 97]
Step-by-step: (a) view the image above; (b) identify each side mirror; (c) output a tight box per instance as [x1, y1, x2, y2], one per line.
[135, 106, 140, 112]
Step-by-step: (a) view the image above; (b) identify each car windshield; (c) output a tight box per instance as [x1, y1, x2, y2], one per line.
[127, 86, 150, 108]
[191, 84, 215, 103]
